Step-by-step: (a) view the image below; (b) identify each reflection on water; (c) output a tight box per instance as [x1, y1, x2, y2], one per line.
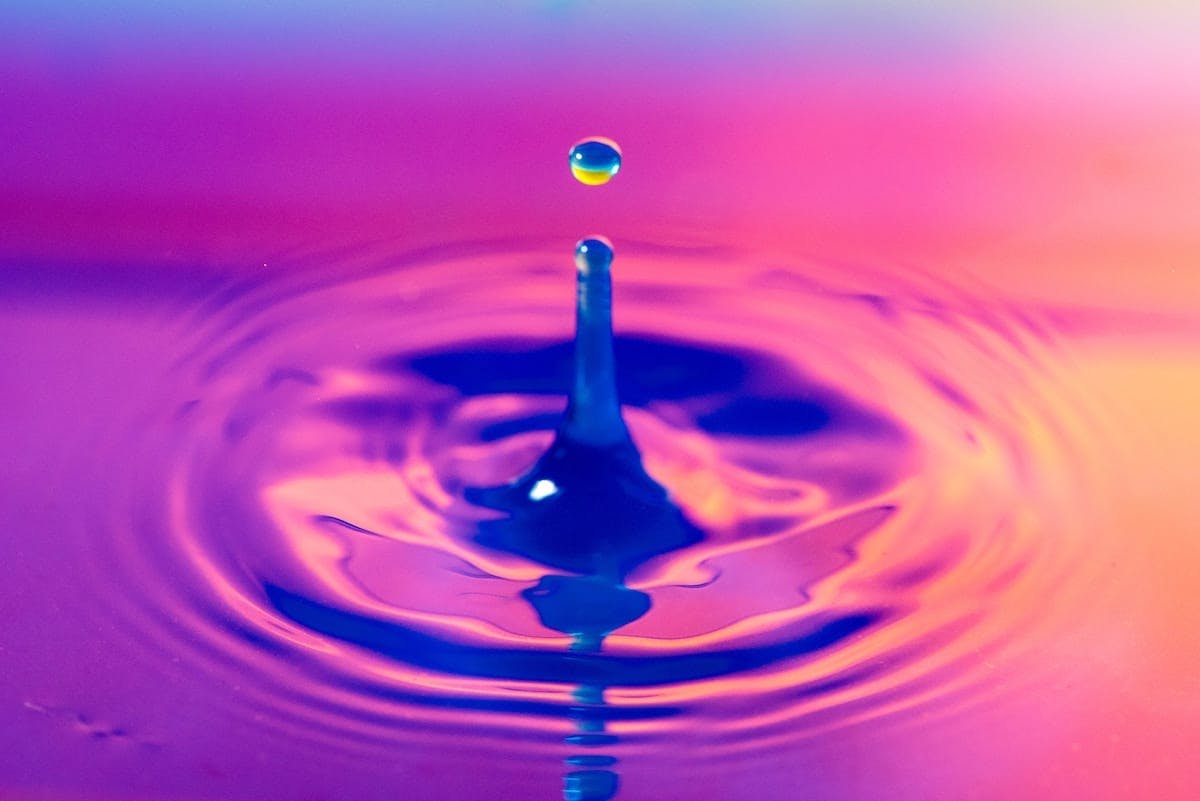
[5, 237, 1142, 799]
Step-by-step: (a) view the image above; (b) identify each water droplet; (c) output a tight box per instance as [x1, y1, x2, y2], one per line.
[569, 138, 622, 186]
[574, 237, 613, 275]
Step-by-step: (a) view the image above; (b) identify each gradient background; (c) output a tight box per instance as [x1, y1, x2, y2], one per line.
[2, 2, 1199, 799]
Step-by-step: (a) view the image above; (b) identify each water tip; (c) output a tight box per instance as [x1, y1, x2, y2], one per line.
[574, 237, 614, 275]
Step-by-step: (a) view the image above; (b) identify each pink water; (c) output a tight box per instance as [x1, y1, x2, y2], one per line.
[2, 4, 1199, 801]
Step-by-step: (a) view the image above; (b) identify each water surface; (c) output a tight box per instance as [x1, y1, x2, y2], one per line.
[2, 3, 1200, 801]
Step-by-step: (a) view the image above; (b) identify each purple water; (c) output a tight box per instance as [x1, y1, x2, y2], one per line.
[1, 239, 1125, 800]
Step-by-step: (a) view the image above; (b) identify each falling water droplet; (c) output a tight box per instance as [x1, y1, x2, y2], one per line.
[569, 138, 622, 186]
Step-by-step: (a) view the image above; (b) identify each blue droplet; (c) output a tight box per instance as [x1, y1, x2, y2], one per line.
[569, 138, 622, 186]
[574, 237, 613, 275]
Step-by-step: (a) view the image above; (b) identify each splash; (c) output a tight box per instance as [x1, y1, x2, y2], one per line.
[0, 129, 1124, 801]
[467, 151, 698, 799]
[466, 235, 699, 589]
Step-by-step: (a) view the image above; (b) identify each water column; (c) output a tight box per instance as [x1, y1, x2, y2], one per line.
[464, 137, 701, 800]
[560, 138, 626, 801]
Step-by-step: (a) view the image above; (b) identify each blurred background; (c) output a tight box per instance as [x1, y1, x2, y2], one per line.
[3, 1, 1197, 312]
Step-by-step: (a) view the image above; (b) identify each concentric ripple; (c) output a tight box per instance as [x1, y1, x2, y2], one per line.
[74, 240, 1112, 770]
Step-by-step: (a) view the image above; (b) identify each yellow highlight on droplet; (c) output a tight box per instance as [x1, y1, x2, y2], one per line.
[568, 137, 622, 186]
[570, 164, 616, 186]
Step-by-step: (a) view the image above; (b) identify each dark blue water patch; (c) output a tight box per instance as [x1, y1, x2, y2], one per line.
[565, 734, 620, 747]
[523, 576, 651, 642]
[387, 335, 751, 404]
[695, 395, 830, 437]
[479, 412, 564, 442]
[263, 583, 884, 688]
[386, 335, 905, 443]
[465, 435, 703, 579]
[566, 755, 618, 767]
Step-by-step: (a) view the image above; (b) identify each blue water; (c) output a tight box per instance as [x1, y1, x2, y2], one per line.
[466, 231, 689, 800]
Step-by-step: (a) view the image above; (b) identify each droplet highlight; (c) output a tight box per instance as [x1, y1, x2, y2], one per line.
[569, 138, 622, 186]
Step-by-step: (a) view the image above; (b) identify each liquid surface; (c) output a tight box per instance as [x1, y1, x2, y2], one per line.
[5, 239, 1181, 800]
